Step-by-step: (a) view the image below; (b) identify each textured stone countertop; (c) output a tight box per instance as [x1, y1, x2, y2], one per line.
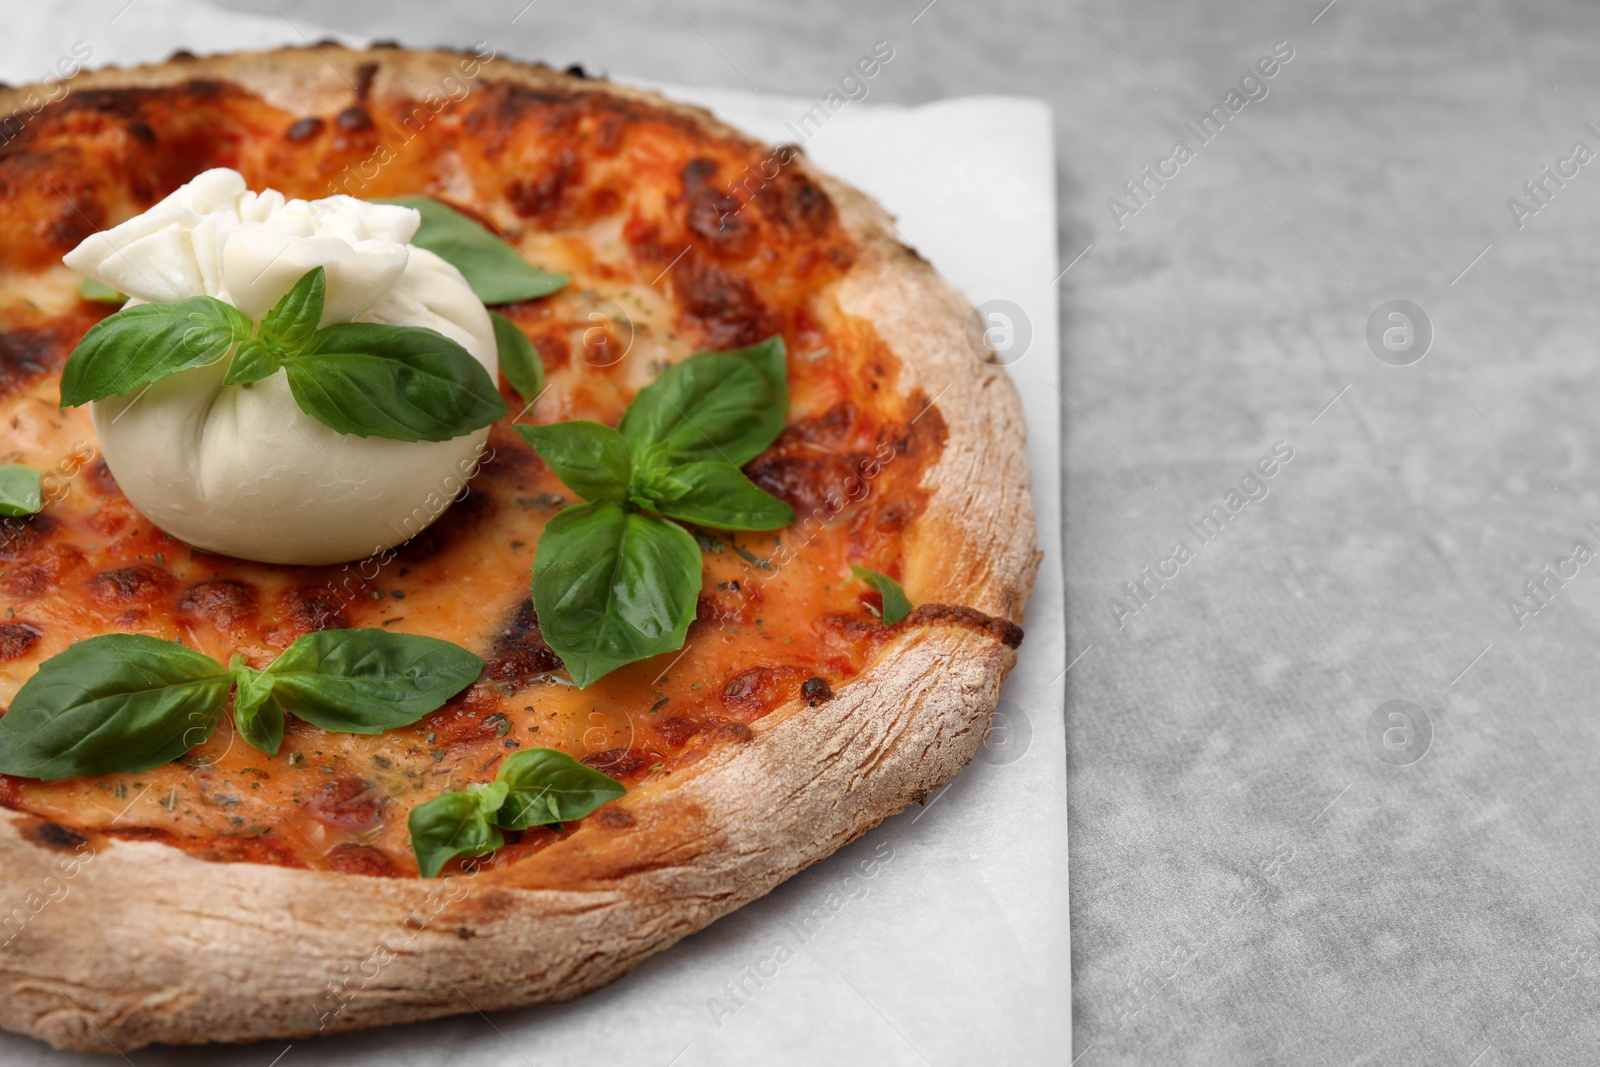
[207, 1, 1600, 1062]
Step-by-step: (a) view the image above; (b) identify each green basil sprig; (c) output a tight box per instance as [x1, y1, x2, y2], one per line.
[515, 337, 795, 687]
[490, 310, 545, 403]
[0, 629, 484, 780]
[60, 266, 507, 442]
[76, 276, 127, 305]
[375, 196, 569, 305]
[849, 564, 913, 624]
[0, 464, 43, 517]
[409, 791, 503, 879]
[408, 747, 626, 877]
[59, 296, 252, 407]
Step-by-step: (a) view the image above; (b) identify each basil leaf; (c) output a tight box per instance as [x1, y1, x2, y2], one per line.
[493, 747, 626, 830]
[0, 464, 43, 517]
[376, 196, 569, 304]
[221, 339, 280, 387]
[261, 628, 483, 734]
[76, 277, 126, 305]
[618, 338, 789, 467]
[514, 421, 630, 504]
[0, 634, 231, 780]
[408, 791, 504, 878]
[644, 460, 794, 531]
[532, 502, 701, 687]
[850, 564, 913, 625]
[287, 323, 507, 441]
[59, 296, 252, 407]
[491, 311, 544, 403]
[728, 335, 788, 400]
[230, 661, 284, 756]
[260, 266, 325, 355]
[467, 780, 510, 813]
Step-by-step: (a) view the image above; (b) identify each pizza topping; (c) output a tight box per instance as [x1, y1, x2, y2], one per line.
[408, 789, 502, 879]
[0, 463, 42, 516]
[489, 309, 544, 403]
[519, 338, 794, 686]
[800, 676, 834, 705]
[76, 277, 126, 305]
[408, 746, 624, 876]
[848, 564, 912, 624]
[0, 628, 482, 777]
[58, 168, 503, 566]
[375, 195, 568, 304]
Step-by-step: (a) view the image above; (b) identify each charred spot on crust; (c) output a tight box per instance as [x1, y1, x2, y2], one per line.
[487, 597, 563, 682]
[466, 81, 735, 153]
[281, 584, 349, 632]
[29, 821, 86, 850]
[818, 601, 1024, 651]
[178, 579, 258, 631]
[595, 806, 635, 828]
[100, 825, 177, 845]
[0, 621, 41, 661]
[902, 603, 1024, 649]
[800, 676, 834, 705]
[88, 563, 175, 606]
[354, 61, 380, 100]
[328, 842, 401, 878]
[284, 116, 325, 142]
[711, 721, 755, 744]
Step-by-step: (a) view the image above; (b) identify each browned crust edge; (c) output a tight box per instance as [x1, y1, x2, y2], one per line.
[0, 46, 1039, 1052]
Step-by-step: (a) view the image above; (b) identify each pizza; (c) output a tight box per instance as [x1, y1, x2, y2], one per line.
[0, 44, 1036, 1051]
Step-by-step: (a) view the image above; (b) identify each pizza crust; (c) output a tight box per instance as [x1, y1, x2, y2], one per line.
[0, 47, 1038, 1052]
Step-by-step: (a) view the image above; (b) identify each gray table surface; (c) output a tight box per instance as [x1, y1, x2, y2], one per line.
[207, 1, 1600, 1062]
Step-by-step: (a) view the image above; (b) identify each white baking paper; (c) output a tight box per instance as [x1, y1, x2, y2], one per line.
[0, 3, 1067, 1064]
